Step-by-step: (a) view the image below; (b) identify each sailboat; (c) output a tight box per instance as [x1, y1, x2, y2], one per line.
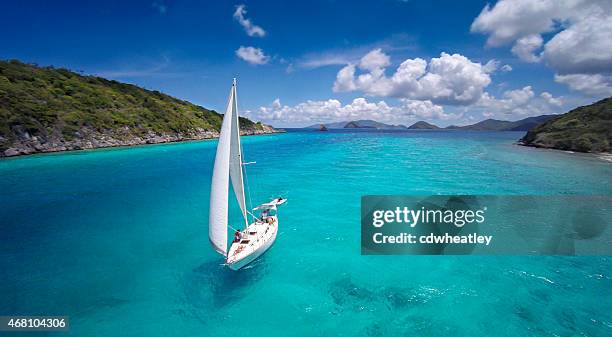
[209, 79, 286, 270]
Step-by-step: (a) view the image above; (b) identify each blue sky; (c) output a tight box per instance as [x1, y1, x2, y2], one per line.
[1, 0, 610, 127]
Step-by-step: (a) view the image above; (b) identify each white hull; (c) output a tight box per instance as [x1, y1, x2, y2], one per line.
[226, 217, 278, 270]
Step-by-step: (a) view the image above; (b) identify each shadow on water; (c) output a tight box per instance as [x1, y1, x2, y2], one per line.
[177, 257, 270, 324]
[327, 276, 461, 336]
[327, 275, 441, 315]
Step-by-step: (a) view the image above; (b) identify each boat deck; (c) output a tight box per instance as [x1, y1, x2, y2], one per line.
[226, 216, 277, 265]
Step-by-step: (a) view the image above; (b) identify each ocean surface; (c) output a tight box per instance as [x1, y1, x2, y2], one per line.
[1, 129, 611, 336]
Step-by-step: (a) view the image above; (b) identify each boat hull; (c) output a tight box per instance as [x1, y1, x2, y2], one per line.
[226, 219, 278, 270]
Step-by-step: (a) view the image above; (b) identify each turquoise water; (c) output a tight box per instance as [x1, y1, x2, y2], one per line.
[1, 130, 611, 336]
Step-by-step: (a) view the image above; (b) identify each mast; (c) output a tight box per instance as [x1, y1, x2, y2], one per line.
[229, 78, 249, 228]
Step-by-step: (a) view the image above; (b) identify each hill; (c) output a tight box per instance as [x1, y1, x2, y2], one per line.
[447, 119, 513, 131]
[407, 121, 440, 129]
[306, 121, 349, 129]
[520, 97, 611, 153]
[506, 115, 558, 131]
[445, 115, 558, 131]
[0, 60, 278, 157]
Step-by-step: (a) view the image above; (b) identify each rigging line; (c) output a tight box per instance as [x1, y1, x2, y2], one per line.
[233, 81, 250, 229]
[236, 101, 255, 220]
[242, 142, 255, 217]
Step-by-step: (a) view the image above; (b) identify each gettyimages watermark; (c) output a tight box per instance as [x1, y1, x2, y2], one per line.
[361, 195, 612, 255]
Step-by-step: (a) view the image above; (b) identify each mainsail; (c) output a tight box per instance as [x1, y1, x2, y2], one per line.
[209, 79, 248, 256]
[229, 81, 248, 224]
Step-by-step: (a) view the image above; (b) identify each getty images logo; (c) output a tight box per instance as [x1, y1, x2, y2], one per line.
[371, 206, 487, 228]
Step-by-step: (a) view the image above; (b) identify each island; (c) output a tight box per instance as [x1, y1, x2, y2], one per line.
[520, 97, 611, 153]
[407, 121, 440, 130]
[0, 60, 282, 157]
[307, 120, 407, 130]
[306, 116, 559, 131]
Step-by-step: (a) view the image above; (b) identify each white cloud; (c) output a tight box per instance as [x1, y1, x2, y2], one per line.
[400, 99, 455, 120]
[333, 50, 492, 105]
[471, 0, 612, 96]
[554, 73, 612, 96]
[482, 59, 512, 73]
[476, 86, 563, 117]
[292, 34, 417, 70]
[540, 92, 563, 106]
[470, 0, 568, 46]
[297, 55, 354, 69]
[511, 34, 543, 62]
[332, 64, 357, 92]
[543, 12, 612, 75]
[233, 4, 266, 37]
[359, 48, 391, 71]
[235, 46, 269, 65]
[249, 97, 459, 125]
[483, 59, 500, 73]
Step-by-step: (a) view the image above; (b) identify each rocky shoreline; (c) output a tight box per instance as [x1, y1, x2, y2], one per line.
[1, 124, 284, 158]
[517, 139, 612, 158]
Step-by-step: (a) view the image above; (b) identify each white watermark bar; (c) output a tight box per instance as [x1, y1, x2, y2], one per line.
[0, 316, 69, 331]
[361, 195, 612, 255]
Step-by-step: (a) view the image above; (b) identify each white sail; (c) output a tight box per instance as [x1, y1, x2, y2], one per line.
[208, 82, 236, 256]
[229, 81, 248, 226]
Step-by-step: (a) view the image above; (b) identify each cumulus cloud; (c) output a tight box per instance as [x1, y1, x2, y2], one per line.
[233, 4, 266, 37]
[501, 64, 513, 72]
[511, 34, 543, 62]
[476, 86, 563, 117]
[471, 0, 612, 96]
[333, 50, 492, 105]
[470, 0, 567, 46]
[543, 13, 612, 75]
[400, 99, 453, 120]
[554, 73, 612, 96]
[359, 48, 391, 71]
[540, 92, 563, 106]
[248, 97, 459, 125]
[332, 64, 357, 92]
[235, 46, 269, 65]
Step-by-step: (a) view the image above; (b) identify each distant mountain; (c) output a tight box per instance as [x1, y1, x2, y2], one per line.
[520, 97, 611, 153]
[306, 121, 349, 129]
[407, 121, 440, 129]
[445, 115, 558, 131]
[304, 115, 560, 132]
[306, 119, 407, 130]
[448, 119, 514, 131]
[344, 121, 368, 128]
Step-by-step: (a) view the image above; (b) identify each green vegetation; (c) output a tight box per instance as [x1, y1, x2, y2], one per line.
[521, 97, 612, 153]
[0, 60, 265, 151]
